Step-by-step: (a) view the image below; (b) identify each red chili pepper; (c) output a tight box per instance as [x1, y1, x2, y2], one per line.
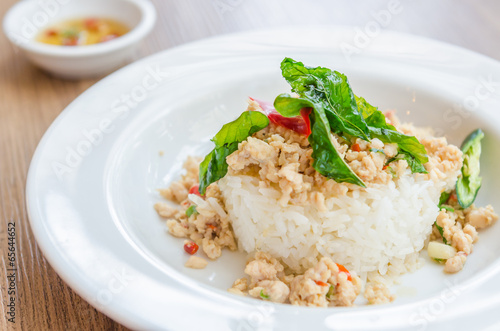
[183, 241, 199, 255]
[336, 263, 352, 282]
[207, 224, 217, 231]
[84, 18, 99, 30]
[46, 29, 57, 37]
[314, 280, 329, 287]
[450, 192, 457, 201]
[300, 108, 312, 135]
[382, 165, 389, 170]
[351, 143, 361, 152]
[189, 184, 201, 196]
[250, 97, 312, 136]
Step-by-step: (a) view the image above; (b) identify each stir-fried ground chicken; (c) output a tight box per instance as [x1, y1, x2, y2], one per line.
[431, 195, 498, 273]
[155, 100, 497, 305]
[230, 253, 363, 307]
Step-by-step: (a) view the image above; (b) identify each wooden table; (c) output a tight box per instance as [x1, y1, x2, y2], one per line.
[1, 0, 499, 330]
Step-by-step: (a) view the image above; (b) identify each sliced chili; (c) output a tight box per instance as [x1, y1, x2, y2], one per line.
[314, 280, 329, 287]
[336, 263, 352, 282]
[189, 184, 202, 196]
[250, 97, 312, 136]
[183, 241, 199, 255]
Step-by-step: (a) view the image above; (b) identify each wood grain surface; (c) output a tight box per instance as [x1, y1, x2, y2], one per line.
[1, 1, 499, 330]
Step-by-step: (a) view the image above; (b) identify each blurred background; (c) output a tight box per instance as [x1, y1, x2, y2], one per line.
[1, 0, 499, 330]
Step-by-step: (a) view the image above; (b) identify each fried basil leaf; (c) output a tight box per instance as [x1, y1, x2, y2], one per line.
[198, 111, 269, 194]
[275, 58, 428, 188]
[275, 93, 365, 187]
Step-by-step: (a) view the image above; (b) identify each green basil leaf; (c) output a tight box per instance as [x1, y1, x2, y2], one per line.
[386, 152, 428, 174]
[355, 95, 378, 118]
[260, 290, 270, 300]
[198, 111, 269, 194]
[441, 206, 454, 212]
[309, 107, 366, 187]
[211, 111, 270, 146]
[438, 191, 451, 207]
[434, 221, 448, 245]
[275, 94, 366, 187]
[277, 58, 428, 187]
[186, 205, 198, 217]
[399, 152, 428, 174]
[273, 93, 314, 117]
[357, 95, 428, 171]
[380, 133, 428, 169]
[280, 58, 370, 140]
[437, 191, 454, 212]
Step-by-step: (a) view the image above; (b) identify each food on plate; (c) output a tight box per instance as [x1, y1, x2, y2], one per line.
[37, 17, 129, 46]
[185, 256, 208, 269]
[155, 58, 498, 306]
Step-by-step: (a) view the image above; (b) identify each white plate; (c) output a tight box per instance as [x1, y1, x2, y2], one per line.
[27, 27, 500, 331]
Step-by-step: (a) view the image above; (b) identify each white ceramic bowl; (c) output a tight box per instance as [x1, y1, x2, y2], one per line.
[2, 0, 156, 79]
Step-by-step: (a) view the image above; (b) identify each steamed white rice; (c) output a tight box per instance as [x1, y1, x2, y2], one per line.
[219, 172, 446, 282]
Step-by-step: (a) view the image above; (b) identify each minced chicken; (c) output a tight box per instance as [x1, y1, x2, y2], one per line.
[155, 100, 497, 306]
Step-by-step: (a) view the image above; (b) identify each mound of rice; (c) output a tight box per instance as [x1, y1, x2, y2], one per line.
[219, 172, 444, 282]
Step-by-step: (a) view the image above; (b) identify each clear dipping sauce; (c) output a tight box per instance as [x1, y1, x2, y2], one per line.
[37, 17, 130, 46]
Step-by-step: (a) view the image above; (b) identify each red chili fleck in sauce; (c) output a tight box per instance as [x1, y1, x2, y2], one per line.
[382, 165, 389, 170]
[84, 18, 100, 30]
[184, 241, 199, 255]
[351, 143, 361, 152]
[207, 224, 217, 231]
[314, 280, 329, 287]
[336, 263, 352, 282]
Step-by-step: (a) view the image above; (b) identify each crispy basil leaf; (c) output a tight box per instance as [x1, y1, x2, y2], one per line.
[355, 96, 378, 118]
[280, 58, 370, 140]
[275, 93, 365, 187]
[386, 152, 428, 174]
[273, 94, 314, 117]
[198, 111, 269, 194]
[357, 96, 428, 168]
[277, 58, 428, 188]
[309, 106, 366, 187]
[399, 152, 428, 174]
